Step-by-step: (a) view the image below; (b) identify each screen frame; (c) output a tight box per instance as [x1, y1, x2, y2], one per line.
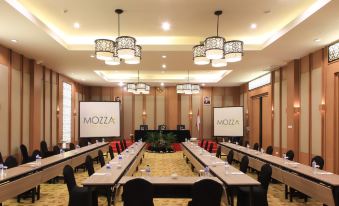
[213, 106, 244, 137]
[78, 101, 121, 138]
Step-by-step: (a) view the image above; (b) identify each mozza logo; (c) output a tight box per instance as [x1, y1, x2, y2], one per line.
[217, 119, 240, 126]
[83, 116, 115, 125]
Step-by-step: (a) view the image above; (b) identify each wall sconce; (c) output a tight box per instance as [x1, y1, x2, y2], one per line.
[56, 106, 60, 115]
[73, 110, 77, 116]
[319, 104, 326, 112]
[189, 111, 193, 119]
[293, 106, 300, 114]
[142, 111, 147, 116]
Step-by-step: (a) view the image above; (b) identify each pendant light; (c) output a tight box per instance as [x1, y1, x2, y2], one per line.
[204, 10, 225, 60]
[127, 70, 150, 94]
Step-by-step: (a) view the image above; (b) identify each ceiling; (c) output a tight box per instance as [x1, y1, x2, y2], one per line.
[0, 0, 338, 87]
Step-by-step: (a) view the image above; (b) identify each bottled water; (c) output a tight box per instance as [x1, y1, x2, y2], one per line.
[102, 138, 105, 143]
[224, 161, 230, 174]
[60, 149, 64, 154]
[204, 166, 210, 177]
[0, 164, 3, 176]
[145, 165, 151, 176]
[36, 155, 42, 166]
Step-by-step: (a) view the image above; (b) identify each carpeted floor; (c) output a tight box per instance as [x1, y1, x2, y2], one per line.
[3, 152, 322, 206]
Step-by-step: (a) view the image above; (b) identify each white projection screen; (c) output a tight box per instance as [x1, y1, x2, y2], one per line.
[79, 101, 120, 138]
[213, 107, 244, 136]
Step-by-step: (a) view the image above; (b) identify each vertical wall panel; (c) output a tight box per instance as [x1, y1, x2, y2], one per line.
[0, 65, 9, 156]
[44, 71, 51, 147]
[180, 95, 190, 129]
[281, 79, 287, 148]
[146, 95, 155, 129]
[123, 95, 133, 138]
[102, 87, 111, 101]
[203, 103, 212, 139]
[22, 59, 30, 147]
[156, 95, 165, 127]
[273, 71, 280, 148]
[300, 72, 310, 153]
[11, 53, 21, 154]
[40, 69, 44, 142]
[213, 96, 222, 107]
[134, 95, 143, 130]
[74, 89, 79, 142]
[224, 95, 233, 106]
[240, 94, 244, 106]
[311, 68, 322, 155]
[192, 95, 200, 138]
[51, 73, 57, 146]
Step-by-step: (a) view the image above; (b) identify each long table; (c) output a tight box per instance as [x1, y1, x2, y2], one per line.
[219, 142, 339, 206]
[134, 130, 191, 142]
[181, 142, 260, 206]
[0, 142, 108, 203]
[82, 142, 146, 205]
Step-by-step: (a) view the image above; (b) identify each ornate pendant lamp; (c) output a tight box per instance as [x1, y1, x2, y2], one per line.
[204, 10, 225, 60]
[127, 70, 150, 95]
[176, 71, 200, 94]
[224, 40, 243, 62]
[95, 39, 114, 61]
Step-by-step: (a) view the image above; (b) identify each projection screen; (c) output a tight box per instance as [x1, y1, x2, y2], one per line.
[213, 107, 244, 136]
[79, 101, 120, 138]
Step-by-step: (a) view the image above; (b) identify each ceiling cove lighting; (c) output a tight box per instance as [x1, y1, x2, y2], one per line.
[177, 71, 200, 94]
[248, 73, 271, 90]
[94, 9, 141, 65]
[328, 41, 339, 63]
[192, 10, 243, 67]
[127, 70, 150, 95]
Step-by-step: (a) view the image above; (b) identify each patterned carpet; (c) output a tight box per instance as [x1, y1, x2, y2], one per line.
[3, 152, 322, 206]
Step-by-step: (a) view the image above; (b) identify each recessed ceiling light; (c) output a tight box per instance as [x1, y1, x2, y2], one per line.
[90, 55, 95, 58]
[250, 23, 257, 29]
[162, 55, 167, 58]
[11, 39, 17, 43]
[162, 64, 166, 69]
[201, 83, 206, 86]
[82, 78, 86, 81]
[314, 38, 321, 42]
[118, 82, 124, 87]
[160, 82, 164, 86]
[161, 22, 171, 31]
[73, 22, 80, 29]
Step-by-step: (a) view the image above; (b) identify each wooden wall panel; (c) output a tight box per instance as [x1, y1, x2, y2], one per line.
[300, 57, 310, 155]
[0, 64, 9, 156]
[262, 96, 272, 148]
[192, 94, 200, 138]
[281, 79, 287, 149]
[202, 88, 212, 139]
[213, 96, 222, 107]
[44, 70, 51, 147]
[273, 70, 280, 148]
[311, 65, 322, 156]
[10, 52, 21, 155]
[165, 87, 179, 130]
[51, 73, 57, 146]
[180, 95, 190, 130]
[123, 95, 133, 138]
[146, 95, 155, 129]
[22, 58, 30, 147]
[134, 95, 143, 130]
[155, 95, 165, 127]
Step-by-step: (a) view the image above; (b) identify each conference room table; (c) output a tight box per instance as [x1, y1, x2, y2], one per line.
[118, 176, 223, 198]
[219, 142, 339, 206]
[0, 142, 108, 203]
[181, 142, 260, 206]
[82, 142, 146, 205]
[134, 130, 191, 142]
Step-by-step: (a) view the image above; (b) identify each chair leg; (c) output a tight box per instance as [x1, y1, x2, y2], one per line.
[17, 195, 21, 203]
[285, 185, 288, 199]
[37, 185, 41, 200]
[31, 189, 36, 203]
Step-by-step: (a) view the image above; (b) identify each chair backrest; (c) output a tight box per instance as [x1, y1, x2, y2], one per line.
[69, 143, 76, 150]
[4, 155, 18, 168]
[244, 140, 249, 147]
[253, 142, 259, 151]
[266, 146, 273, 155]
[98, 150, 105, 167]
[216, 145, 221, 158]
[109, 145, 114, 160]
[140, 124, 148, 130]
[63, 165, 77, 192]
[122, 178, 154, 206]
[190, 179, 223, 206]
[20, 144, 30, 164]
[116, 143, 121, 154]
[123, 139, 127, 149]
[311, 155, 324, 169]
[158, 124, 166, 130]
[200, 139, 205, 147]
[258, 164, 272, 191]
[120, 140, 125, 151]
[227, 150, 234, 165]
[85, 155, 95, 176]
[177, 124, 185, 130]
[286, 150, 294, 161]
[208, 142, 214, 153]
[0, 151, 3, 164]
[40, 140, 49, 157]
[204, 141, 209, 150]
[31, 150, 41, 161]
[53, 145, 60, 155]
[240, 155, 249, 173]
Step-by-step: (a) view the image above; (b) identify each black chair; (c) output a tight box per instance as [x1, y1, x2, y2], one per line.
[188, 179, 223, 206]
[122, 178, 154, 206]
[69, 143, 76, 150]
[20, 144, 32, 164]
[286, 150, 294, 161]
[31, 150, 42, 161]
[53, 145, 60, 155]
[240, 156, 249, 174]
[208, 142, 214, 153]
[98, 150, 105, 167]
[158, 124, 167, 130]
[85, 155, 95, 176]
[4, 155, 18, 169]
[0, 151, 3, 164]
[227, 150, 234, 165]
[311, 155, 324, 169]
[243, 141, 249, 147]
[237, 164, 272, 206]
[216, 145, 221, 158]
[200, 139, 205, 147]
[40, 141, 54, 158]
[116, 143, 121, 155]
[140, 124, 148, 130]
[123, 139, 127, 149]
[253, 143, 259, 151]
[266, 146, 273, 155]
[204, 141, 209, 150]
[109, 146, 114, 160]
[63, 165, 97, 206]
[177, 124, 185, 130]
